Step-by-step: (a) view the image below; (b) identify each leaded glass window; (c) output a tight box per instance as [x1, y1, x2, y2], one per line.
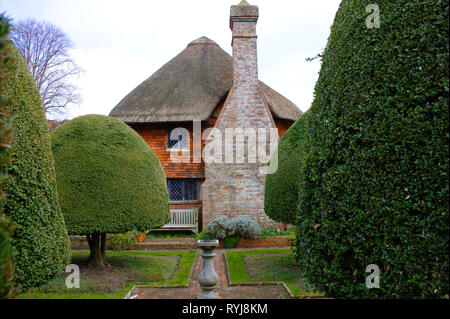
[184, 180, 198, 201]
[167, 179, 199, 201]
[168, 180, 183, 201]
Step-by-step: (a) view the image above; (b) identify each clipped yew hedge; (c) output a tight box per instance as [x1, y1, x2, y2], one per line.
[50, 114, 170, 267]
[264, 112, 310, 224]
[291, 0, 448, 298]
[0, 44, 71, 289]
[0, 216, 14, 298]
[0, 13, 14, 298]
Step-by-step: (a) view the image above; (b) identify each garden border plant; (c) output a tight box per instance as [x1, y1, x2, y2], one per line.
[204, 216, 261, 248]
[110, 232, 138, 251]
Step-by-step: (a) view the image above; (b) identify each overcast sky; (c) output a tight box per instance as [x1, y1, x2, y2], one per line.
[1, 0, 341, 120]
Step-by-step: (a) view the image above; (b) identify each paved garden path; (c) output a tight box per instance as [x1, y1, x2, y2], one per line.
[127, 249, 291, 299]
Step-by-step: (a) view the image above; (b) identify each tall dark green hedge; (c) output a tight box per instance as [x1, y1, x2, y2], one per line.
[0, 216, 14, 299]
[0, 13, 15, 299]
[264, 112, 310, 224]
[291, 0, 449, 298]
[0, 43, 71, 290]
[50, 114, 170, 267]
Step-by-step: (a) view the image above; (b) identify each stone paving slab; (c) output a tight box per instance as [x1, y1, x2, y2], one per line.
[130, 285, 290, 299]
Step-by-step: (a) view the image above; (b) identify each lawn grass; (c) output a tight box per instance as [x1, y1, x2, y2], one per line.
[225, 249, 322, 297]
[17, 250, 196, 299]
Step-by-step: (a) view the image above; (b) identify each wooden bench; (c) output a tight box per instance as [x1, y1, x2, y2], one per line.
[157, 208, 199, 234]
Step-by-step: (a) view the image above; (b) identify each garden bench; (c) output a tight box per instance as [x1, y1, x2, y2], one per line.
[158, 208, 199, 234]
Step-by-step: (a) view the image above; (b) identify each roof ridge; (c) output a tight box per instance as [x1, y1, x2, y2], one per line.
[188, 36, 218, 46]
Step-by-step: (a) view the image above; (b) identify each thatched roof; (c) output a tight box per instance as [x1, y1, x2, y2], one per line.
[110, 37, 302, 123]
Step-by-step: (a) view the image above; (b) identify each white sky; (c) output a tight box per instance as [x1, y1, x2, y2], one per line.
[1, 0, 341, 120]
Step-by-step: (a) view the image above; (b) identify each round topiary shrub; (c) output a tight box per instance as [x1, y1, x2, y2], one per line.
[50, 114, 170, 267]
[0, 41, 71, 289]
[293, 0, 448, 298]
[264, 112, 311, 224]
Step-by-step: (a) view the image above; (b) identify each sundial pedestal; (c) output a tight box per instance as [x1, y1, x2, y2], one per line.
[197, 240, 219, 299]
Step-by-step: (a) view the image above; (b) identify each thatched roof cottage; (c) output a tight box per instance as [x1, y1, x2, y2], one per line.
[110, 1, 302, 229]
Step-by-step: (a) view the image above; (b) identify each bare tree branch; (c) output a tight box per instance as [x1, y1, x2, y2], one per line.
[9, 18, 83, 117]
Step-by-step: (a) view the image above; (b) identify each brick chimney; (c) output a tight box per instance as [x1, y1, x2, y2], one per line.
[230, 0, 259, 88]
[202, 1, 276, 228]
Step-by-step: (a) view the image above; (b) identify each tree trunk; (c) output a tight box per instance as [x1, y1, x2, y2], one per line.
[86, 234, 93, 264]
[100, 233, 107, 260]
[87, 231, 106, 268]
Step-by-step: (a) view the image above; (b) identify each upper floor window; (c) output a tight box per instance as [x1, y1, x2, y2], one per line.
[167, 179, 199, 202]
[167, 127, 189, 151]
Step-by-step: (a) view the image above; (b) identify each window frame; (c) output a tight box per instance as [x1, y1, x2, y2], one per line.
[167, 179, 200, 202]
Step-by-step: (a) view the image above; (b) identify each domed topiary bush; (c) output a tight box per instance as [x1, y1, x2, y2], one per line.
[293, 0, 448, 298]
[50, 114, 170, 267]
[264, 112, 311, 224]
[0, 41, 71, 289]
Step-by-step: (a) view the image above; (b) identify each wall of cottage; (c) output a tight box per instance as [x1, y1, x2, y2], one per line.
[130, 106, 291, 230]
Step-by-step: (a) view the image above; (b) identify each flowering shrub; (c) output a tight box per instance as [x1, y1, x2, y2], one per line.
[206, 216, 261, 240]
[205, 216, 235, 240]
[232, 217, 260, 239]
